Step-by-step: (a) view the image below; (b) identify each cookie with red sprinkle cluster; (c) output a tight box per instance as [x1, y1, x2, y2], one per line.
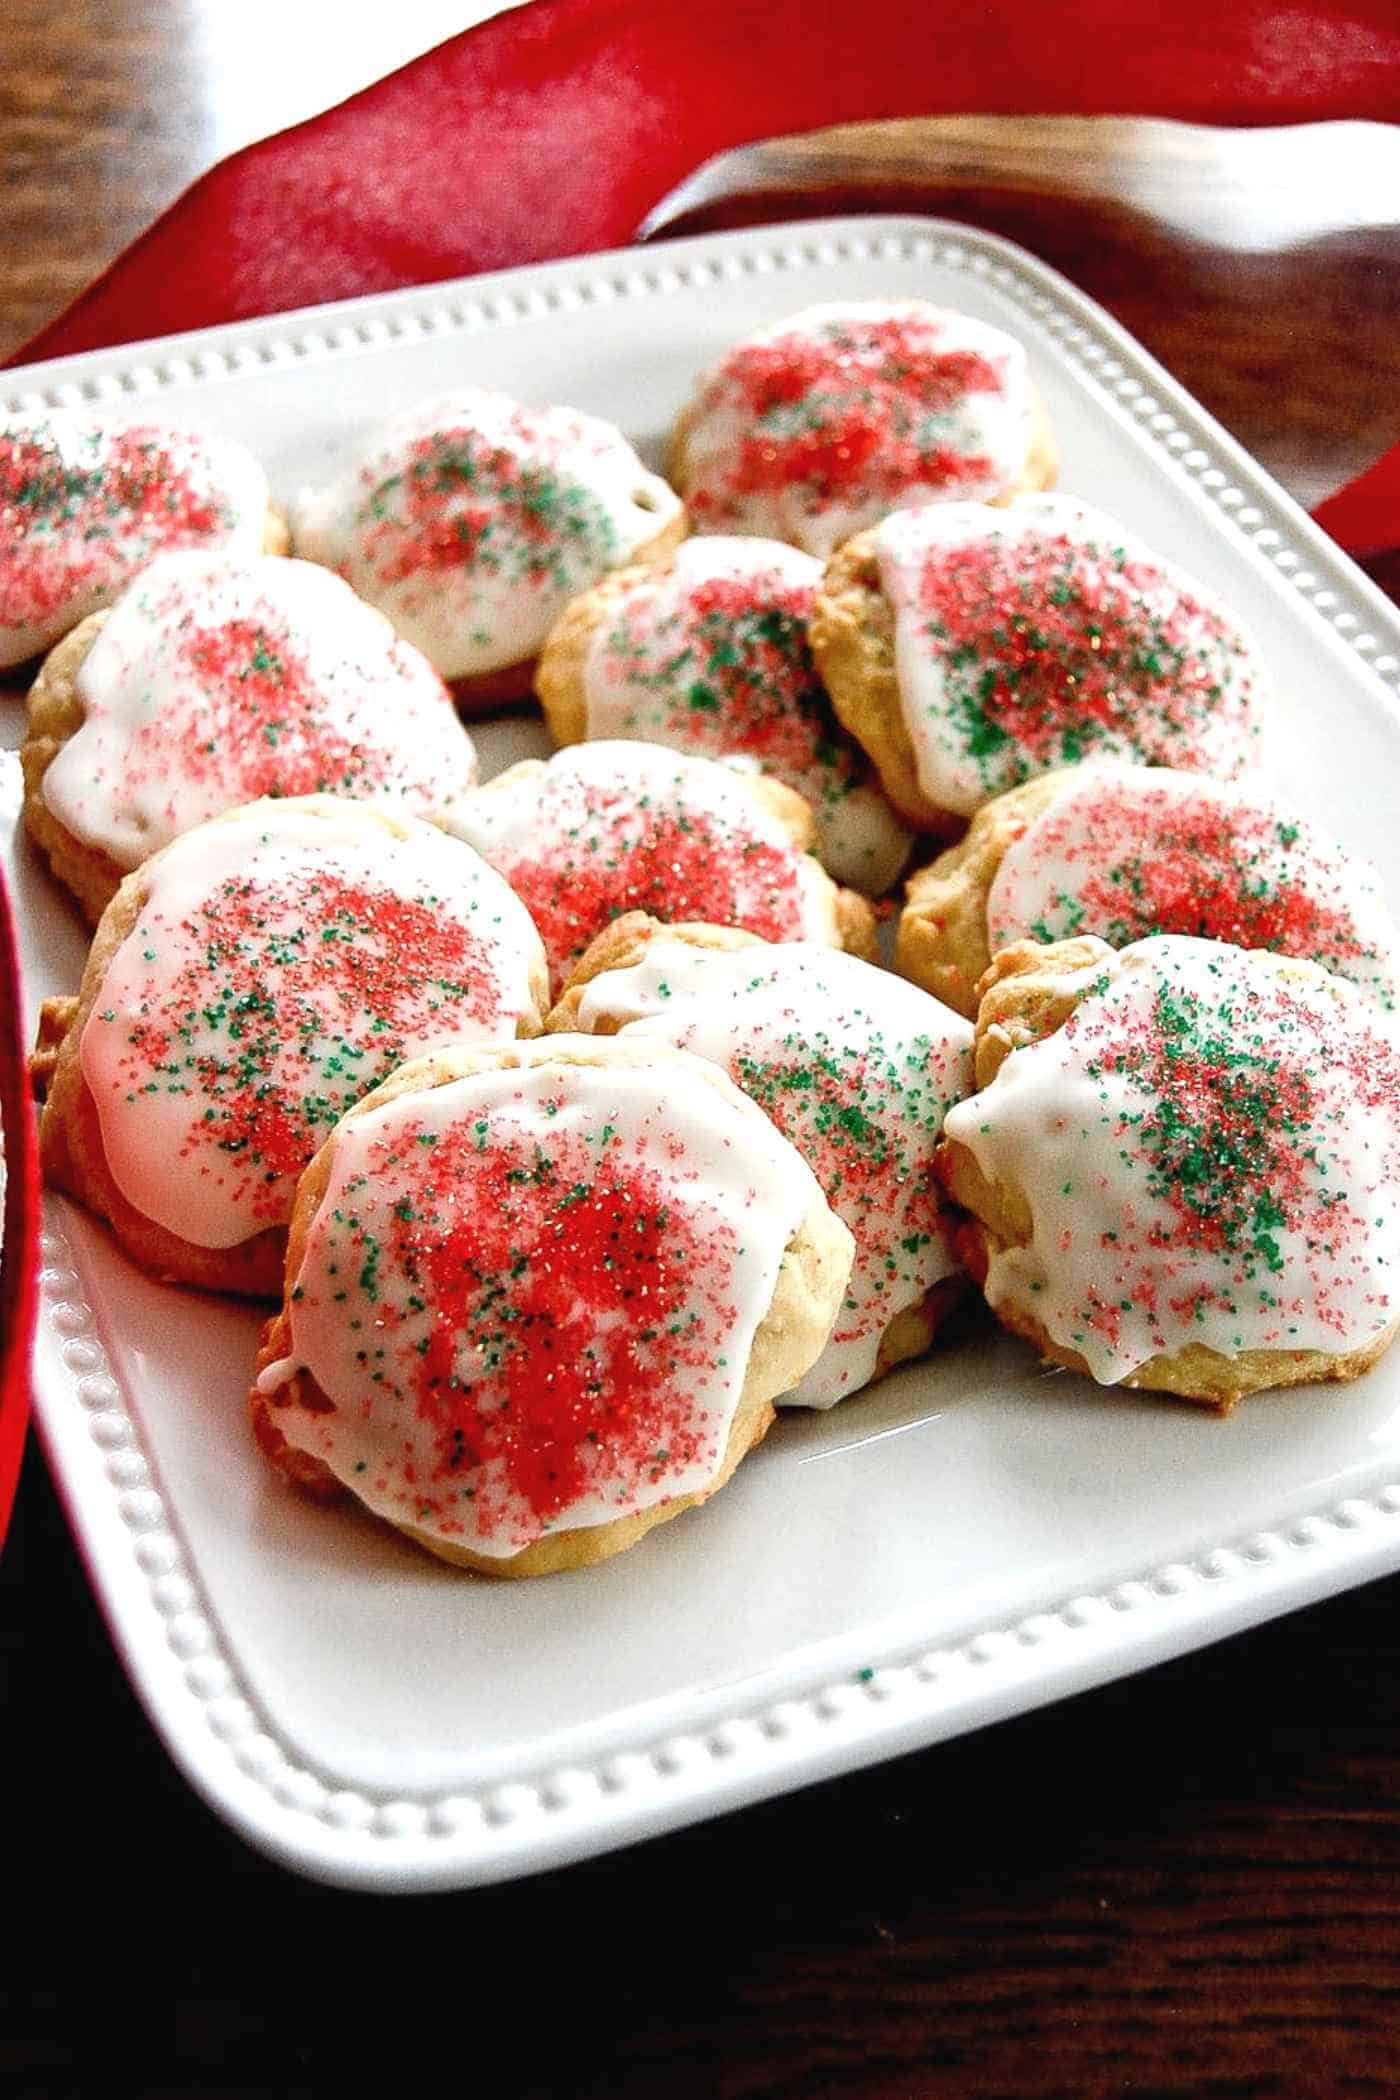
[292, 387, 686, 708]
[549, 915, 975, 1406]
[0, 411, 286, 669]
[938, 935, 1400, 1407]
[899, 763, 1400, 1017]
[812, 495, 1268, 835]
[537, 534, 912, 894]
[32, 796, 550, 1295]
[442, 740, 877, 994]
[251, 1033, 854, 1574]
[673, 300, 1056, 558]
[21, 550, 479, 924]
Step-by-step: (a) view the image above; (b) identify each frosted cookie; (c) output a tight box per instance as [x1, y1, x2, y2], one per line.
[811, 496, 1268, 835]
[673, 300, 1056, 557]
[0, 411, 287, 669]
[292, 387, 686, 706]
[251, 1035, 854, 1575]
[937, 935, 1400, 1408]
[537, 535, 912, 894]
[32, 796, 547, 1296]
[21, 550, 479, 924]
[899, 764, 1400, 1016]
[550, 917, 974, 1406]
[442, 740, 877, 992]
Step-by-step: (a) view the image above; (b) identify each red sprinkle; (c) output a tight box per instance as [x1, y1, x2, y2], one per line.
[675, 571, 824, 773]
[107, 866, 513, 1222]
[909, 529, 1253, 784]
[353, 415, 620, 597]
[167, 617, 420, 800]
[692, 313, 1005, 520]
[339, 1118, 744, 1538]
[1072, 803, 1368, 962]
[494, 781, 811, 985]
[1058, 956, 1400, 1355]
[1, 421, 236, 631]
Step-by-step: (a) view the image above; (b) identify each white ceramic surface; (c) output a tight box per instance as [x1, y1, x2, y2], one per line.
[7, 218, 1400, 1893]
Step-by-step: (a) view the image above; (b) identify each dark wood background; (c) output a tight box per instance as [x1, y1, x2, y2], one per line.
[5, 5, 1400, 2093]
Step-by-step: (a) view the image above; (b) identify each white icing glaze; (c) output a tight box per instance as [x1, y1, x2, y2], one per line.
[1, 413, 269, 667]
[579, 535, 912, 893]
[81, 797, 544, 1249]
[942, 935, 1400, 1382]
[574, 937, 973, 1405]
[293, 388, 683, 679]
[680, 300, 1034, 556]
[43, 550, 478, 869]
[986, 762, 1400, 1010]
[874, 496, 1268, 817]
[259, 1041, 825, 1556]
[442, 740, 839, 988]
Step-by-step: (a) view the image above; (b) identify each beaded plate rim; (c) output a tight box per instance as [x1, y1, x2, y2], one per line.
[15, 216, 1400, 1893]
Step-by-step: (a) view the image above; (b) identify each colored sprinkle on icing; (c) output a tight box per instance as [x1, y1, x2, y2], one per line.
[686, 306, 1016, 546]
[588, 546, 871, 818]
[576, 941, 973, 1404]
[84, 821, 533, 1244]
[295, 389, 680, 680]
[732, 1017, 953, 1370]
[1091, 976, 1321, 1281]
[358, 419, 621, 595]
[509, 795, 804, 982]
[914, 536, 1246, 778]
[398, 1128, 731, 1531]
[878, 502, 1263, 813]
[947, 938, 1400, 1380]
[1, 417, 256, 641]
[453, 753, 822, 987]
[170, 616, 424, 800]
[44, 554, 477, 870]
[279, 1067, 805, 1551]
[990, 770, 1398, 1010]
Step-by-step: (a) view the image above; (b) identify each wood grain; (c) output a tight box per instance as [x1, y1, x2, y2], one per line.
[2, 0, 209, 360]
[643, 115, 1400, 513]
[8, 1438, 1400, 2098]
[0, 0, 502, 364]
[5, 11, 1400, 2096]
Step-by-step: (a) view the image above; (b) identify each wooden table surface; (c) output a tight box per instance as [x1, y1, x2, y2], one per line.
[5, 6, 1400, 2094]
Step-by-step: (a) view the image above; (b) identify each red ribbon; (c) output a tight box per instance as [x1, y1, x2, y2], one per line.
[17, 0, 1400, 368]
[1312, 447, 1400, 562]
[0, 866, 39, 1544]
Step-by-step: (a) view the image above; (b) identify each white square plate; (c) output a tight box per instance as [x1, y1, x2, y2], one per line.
[8, 217, 1400, 1893]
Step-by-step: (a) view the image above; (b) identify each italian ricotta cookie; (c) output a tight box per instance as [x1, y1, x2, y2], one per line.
[938, 935, 1400, 1408]
[292, 387, 686, 706]
[251, 1035, 854, 1575]
[1, 411, 286, 669]
[550, 916, 974, 1407]
[442, 740, 877, 992]
[899, 764, 1400, 1017]
[811, 496, 1268, 835]
[21, 549, 479, 924]
[32, 796, 548, 1296]
[673, 300, 1056, 557]
[537, 535, 912, 894]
